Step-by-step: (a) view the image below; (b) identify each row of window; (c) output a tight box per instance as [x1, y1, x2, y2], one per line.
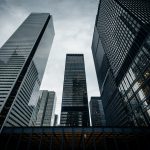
[119, 37, 150, 126]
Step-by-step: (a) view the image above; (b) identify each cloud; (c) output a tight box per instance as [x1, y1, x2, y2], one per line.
[0, 1, 28, 46]
[0, 0, 100, 118]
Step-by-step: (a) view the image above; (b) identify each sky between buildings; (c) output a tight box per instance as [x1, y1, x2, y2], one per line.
[0, 0, 100, 117]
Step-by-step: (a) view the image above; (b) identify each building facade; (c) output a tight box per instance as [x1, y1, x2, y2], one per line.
[92, 0, 150, 126]
[60, 54, 90, 126]
[1, 127, 150, 150]
[30, 90, 56, 126]
[90, 97, 106, 126]
[53, 114, 58, 126]
[0, 13, 54, 130]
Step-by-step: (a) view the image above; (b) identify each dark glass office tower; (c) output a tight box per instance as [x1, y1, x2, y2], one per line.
[53, 114, 58, 126]
[90, 97, 106, 126]
[92, 0, 150, 126]
[60, 54, 90, 126]
[30, 90, 56, 126]
[0, 13, 54, 130]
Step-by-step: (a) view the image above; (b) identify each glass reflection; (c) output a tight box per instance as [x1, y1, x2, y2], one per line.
[119, 41, 150, 126]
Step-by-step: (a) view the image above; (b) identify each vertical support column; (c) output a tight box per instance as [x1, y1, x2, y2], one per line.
[49, 128, 53, 150]
[16, 133, 22, 150]
[72, 128, 74, 150]
[113, 136, 119, 150]
[135, 135, 141, 150]
[4, 128, 14, 150]
[92, 128, 96, 150]
[60, 127, 64, 150]
[27, 128, 33, 150]
[38, 133, 43, 150]
[125, 136, 130, 150]
[82, 128, 85, 150]
[103, 136, 108, 150]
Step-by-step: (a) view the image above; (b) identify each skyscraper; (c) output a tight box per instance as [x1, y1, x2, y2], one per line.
[90, 97, 106, 126]
[92, 0, 150, 126]
[0, 13, 54, 130]
[60, 54, 90, 126]
[53, 114, 58, 126]
[30, 90, 56, 126]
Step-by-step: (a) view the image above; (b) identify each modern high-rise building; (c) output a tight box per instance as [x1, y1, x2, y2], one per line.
[60, 54, 90, 126]
[92, 0, 150, 126]
[90, 97, 106, 126]
[0, 13, 54, 130]
[30, 90, 56, 126]
[53, 114, 58, 126]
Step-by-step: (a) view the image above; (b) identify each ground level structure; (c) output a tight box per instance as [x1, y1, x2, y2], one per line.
[0, 127, 150, 150]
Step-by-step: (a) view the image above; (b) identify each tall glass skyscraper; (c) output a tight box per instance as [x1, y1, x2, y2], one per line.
[53, 114, 58, 126]
[30, 90, 56, 126]
[60, 54, 90, 126]
[0, 13, 54, 130]
[92, 0, 150, 126]
[90, 97, 106, 126]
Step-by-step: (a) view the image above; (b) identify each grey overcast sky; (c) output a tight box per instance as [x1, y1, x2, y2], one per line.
[0, 0, 100, 117]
